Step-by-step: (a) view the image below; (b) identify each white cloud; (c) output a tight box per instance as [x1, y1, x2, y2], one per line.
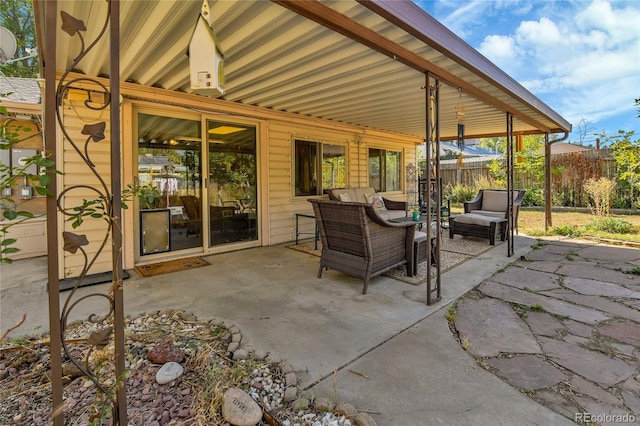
[423, 0, 639, 135]
[479, 35, 516, 61]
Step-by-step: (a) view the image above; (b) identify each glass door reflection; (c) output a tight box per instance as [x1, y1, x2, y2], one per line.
[207, 120, 257, 246]
[137, 113, 202, 253]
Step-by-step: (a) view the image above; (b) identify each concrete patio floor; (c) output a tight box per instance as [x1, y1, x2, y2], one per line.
[2, 235, 637, 424]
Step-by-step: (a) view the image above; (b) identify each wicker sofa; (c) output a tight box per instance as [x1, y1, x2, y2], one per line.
[327, 187, 407, 221]
[309, 198, 416, 294]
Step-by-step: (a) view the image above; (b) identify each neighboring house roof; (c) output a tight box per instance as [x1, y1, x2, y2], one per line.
[0, 77, 41, 105]
[33, 0, 571, 140]
[543, 142, 592, 155]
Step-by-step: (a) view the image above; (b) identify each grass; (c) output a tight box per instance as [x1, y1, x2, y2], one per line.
[519, 210, 640, 243]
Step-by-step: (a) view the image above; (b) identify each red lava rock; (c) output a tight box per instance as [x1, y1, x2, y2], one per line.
[147, 341, 185, 364]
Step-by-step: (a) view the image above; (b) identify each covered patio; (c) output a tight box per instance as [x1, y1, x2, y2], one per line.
[25, 0, 573, 423]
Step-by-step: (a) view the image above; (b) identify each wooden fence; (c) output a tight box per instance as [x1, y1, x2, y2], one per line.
[438, 148, 616, 190]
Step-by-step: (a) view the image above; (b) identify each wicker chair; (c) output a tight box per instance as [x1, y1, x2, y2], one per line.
[308, 199, 416, 294]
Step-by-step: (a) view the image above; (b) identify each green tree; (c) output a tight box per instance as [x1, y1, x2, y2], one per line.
[0, 0, 39, 77]
[600, 130, 640, 207]
[478, 136, 505, 154]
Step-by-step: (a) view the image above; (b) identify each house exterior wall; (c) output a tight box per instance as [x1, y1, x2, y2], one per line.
[55, 78, 421, 277]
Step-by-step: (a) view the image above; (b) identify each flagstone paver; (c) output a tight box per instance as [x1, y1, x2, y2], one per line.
[577, 245, 640, 262]
[514, 258, 561, 273]
[479, 281, 611, 324]
[524, 311, 566, 337]
[598, 322, 640, 346]
[538, 337, 636, 387]
[534, 390, 581, 419]
[562, 277, 640, 299]
[454, 298, 541, 357]
[572, 397, 631, 424]
[561, 319, 595, 338]
[484, 355, 567, 389]
[569, 376, 623, 407]
[489, 266, 561, 291]
[540, 290, 640, 323]
[453, 238, 640, 423]
[622, 391, 640, 414]
[556, 263, 640, 286]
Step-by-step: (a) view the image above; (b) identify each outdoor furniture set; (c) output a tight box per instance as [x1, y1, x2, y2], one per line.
[449, 189, 526, 245]
[306, 187, 525, 294]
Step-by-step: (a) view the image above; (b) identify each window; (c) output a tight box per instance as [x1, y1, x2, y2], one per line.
[294, 140, 346, 196]
[368, 148, 401, 192]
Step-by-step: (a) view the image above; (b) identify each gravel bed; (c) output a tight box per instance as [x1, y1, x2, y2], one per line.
[0, 311, 372, 426]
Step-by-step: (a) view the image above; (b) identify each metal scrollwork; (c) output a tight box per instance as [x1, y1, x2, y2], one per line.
[53, 1, 127, 423]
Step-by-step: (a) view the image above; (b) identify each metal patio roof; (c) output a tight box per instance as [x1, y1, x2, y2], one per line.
[34, 0, 571, 141]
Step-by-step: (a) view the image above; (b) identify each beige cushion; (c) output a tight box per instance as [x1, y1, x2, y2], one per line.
[470, 210, 505, 219]
[377, 209, 406, 221]
[481, 191, 508, 212]
[481, 190, 520, 212]
[338, 192, 352, 202]
[454, 213, 503, 226]
[354, 187, 375, 203]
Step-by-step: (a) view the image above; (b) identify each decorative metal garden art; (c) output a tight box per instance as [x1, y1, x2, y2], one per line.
[48, 1, 128, 424]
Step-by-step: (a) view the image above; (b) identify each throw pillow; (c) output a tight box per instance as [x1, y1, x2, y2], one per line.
[339, 192, 352, 202]
[365, 193, 386, 210]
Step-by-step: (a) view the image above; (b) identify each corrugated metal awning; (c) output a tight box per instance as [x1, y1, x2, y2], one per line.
[34, 0, 571, 141]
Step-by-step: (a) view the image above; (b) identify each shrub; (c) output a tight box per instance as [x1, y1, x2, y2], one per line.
[522, 188, 544, 207]
[551, 225, 581, 237]
[583, 177, 617, 217]
[584, 218, 635, 234]
[448, 184, 476, 203]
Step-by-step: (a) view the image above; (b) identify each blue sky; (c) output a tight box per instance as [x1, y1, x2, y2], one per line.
[415, 0, 640, 145]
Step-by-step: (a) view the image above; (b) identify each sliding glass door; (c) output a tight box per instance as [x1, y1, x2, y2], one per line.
[136, 112, 258, 257]
[207, 120, 258, 246]
[137, 113, 202, 254]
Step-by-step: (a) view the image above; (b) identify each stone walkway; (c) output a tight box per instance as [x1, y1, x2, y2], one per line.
[453, 238, 640, 423]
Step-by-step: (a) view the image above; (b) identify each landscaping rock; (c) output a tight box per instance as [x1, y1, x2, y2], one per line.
[156, 362, 184, 385]
[222, 387, 262, 426]
[334, 401, 358, 419]
[354, 412, 376, 426]
[147, 341, 185, 364]
[314, 397, 334, 412]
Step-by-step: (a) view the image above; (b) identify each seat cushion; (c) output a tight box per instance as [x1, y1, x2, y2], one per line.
[481, 191, 508, 212]
[454, 213, 503, 226]
[377, 209, 405, 221]
[354, 187, 376, 203]
[469, 210, 505, 219]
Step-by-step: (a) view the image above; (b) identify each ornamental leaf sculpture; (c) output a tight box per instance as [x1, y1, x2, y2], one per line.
[81, 122, 106, 142]
[62, 231, 89, 254]
[60, 11, 86, 36]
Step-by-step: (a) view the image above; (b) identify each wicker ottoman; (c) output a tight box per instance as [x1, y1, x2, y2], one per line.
[449, 214, 507, 245]
[411, 231, 437, 276]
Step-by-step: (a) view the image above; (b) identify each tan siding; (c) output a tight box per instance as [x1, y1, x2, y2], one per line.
[60, 100, 113, 278]
[265, 121, 417, 245]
